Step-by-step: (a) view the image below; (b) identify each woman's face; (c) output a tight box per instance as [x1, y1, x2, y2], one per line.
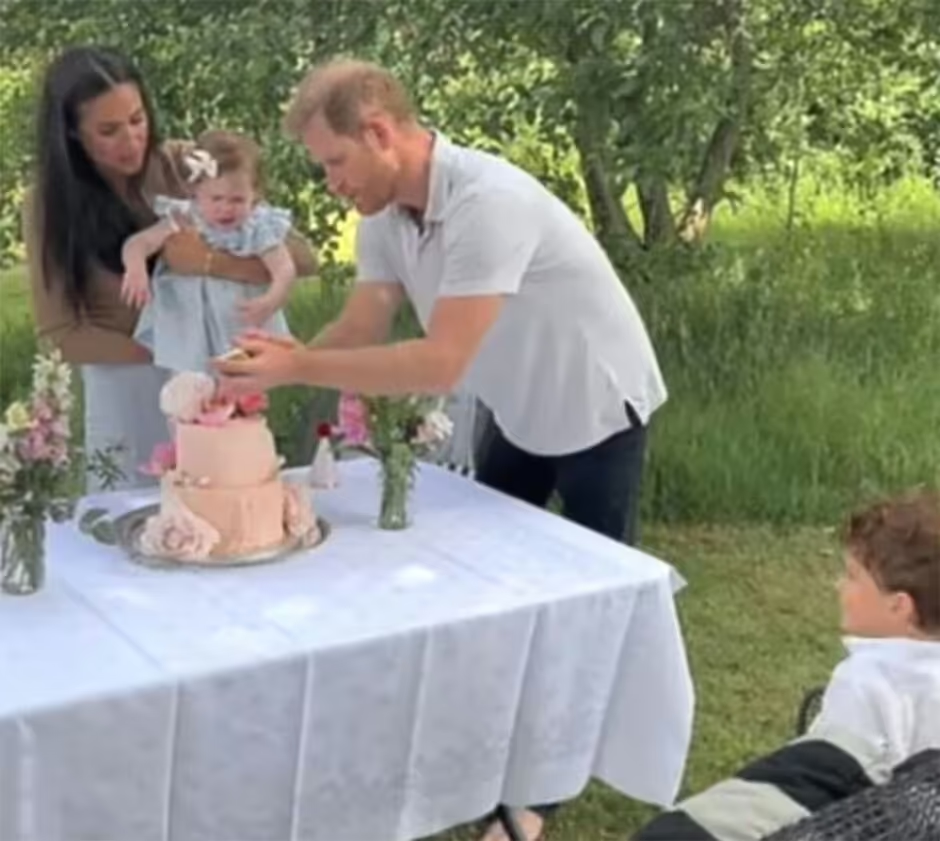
[75, 83, 149, 181]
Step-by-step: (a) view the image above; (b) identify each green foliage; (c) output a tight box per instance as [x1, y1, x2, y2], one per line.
[640, 174, 940, 524]
[2, 0, 940, 268]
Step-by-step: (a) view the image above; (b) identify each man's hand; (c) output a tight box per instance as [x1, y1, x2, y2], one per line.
[121, 262, 151, 309]
[213, 332, 305, 397]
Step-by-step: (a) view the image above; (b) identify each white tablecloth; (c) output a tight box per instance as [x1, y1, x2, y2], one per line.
[0, 461, 694, 841]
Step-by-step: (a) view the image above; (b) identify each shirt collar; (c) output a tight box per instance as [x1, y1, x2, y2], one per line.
[424, 131, 453, 223]
[843, 635, 940, 662]
[397, 131, 452, 226]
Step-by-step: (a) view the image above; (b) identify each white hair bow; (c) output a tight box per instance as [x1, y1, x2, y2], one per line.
[184, 148, 219, 183]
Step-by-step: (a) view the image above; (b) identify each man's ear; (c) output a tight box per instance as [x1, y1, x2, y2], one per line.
[362, 115, 394, 152]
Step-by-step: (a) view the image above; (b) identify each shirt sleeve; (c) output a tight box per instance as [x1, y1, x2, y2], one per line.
[439, 189, 538, 298]
[22, 190, 145, 364]
[812, 659, 899, 767]
[230, 204, 293, 256]
[354, 215, 398, 284]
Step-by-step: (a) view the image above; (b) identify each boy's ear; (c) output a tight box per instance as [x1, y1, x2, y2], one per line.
[891, 590, 920, 628]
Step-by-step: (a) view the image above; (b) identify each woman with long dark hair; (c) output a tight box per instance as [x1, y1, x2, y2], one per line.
[23, 46, 316, 489]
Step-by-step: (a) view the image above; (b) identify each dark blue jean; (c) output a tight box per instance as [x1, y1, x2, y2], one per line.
[475, 403, 648, 545]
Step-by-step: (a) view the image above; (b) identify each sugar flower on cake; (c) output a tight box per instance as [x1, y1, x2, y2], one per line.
[159, 371, 269, 426]
[139, 493, 221, 560]
[139, 441, 177, 477]
[283, 481, 320, 546]
[159, 372, 216, 422]
[236, 392, 268, 416]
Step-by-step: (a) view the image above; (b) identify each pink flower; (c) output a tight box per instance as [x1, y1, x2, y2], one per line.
[236, 392, 268, 417]
[140, 441, 177, 477]
[337, 393, 370, 447]
[196, 399, 236, 426]
[32, 398, 55, 425]
[283, 482, 320, 545]
[139, 506, 221, 560]
[17, 423, 55, 463]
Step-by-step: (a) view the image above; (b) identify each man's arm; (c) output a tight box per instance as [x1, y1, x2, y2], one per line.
[291, 189, 533, 393]
[217, 191, 530, 394]
[293, 293, 504, 394]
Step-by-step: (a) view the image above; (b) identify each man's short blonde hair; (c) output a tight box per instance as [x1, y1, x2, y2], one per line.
[283, 58, 417, 139]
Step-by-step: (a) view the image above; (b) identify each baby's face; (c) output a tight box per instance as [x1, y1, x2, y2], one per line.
[194, 171, 255, 229]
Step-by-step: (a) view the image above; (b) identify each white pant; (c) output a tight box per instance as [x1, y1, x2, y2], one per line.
[81, 364, 169, 492]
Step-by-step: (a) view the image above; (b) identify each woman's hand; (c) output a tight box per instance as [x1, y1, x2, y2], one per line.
[161, 227, 209, 276]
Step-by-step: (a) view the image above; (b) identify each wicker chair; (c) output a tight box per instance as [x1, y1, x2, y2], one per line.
[761, 749, 940, 841]
[795, 685, 826, 736]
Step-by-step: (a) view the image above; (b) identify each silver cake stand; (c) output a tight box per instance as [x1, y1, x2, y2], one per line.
[112, 504, 330, 570]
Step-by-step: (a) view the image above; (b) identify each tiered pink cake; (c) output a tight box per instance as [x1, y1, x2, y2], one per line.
[138, 372, 319, 562]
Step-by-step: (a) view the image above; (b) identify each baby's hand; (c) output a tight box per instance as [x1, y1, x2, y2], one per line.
[238, 292, 285, 328]
[121, 264, 151, 309]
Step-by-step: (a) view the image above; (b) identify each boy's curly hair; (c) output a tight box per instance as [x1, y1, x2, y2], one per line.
[844, 489, 940, 634]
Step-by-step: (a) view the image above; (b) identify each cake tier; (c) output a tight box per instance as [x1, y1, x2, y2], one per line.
[175, 418, 278, 488]
[174, 477, 285, 556]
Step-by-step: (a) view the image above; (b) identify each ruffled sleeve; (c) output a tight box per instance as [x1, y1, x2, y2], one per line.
[223, 203, 293, 256]
[152, 194, 193, 228]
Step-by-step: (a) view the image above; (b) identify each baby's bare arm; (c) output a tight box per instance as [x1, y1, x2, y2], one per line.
[258, 243, 297, 294]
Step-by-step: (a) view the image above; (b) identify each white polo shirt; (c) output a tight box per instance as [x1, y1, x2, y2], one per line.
[355, 135, 667, 456]
[816, 637, 940, 769]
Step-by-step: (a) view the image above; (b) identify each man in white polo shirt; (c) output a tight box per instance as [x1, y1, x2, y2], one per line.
[218, 57, 666, 554]
[216, 54, 667, 841]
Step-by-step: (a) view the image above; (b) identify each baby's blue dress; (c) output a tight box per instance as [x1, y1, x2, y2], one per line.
[135, 196, 293, 373]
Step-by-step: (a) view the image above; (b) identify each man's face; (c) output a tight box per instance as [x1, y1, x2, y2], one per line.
[302, 112, 398, 216]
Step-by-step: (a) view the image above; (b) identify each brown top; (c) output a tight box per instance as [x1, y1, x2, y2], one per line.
[24, 140, 317, 365]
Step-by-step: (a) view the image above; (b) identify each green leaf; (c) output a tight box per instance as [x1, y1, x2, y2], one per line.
[78, 507, 109, 534]
[90, 520, 117, 546]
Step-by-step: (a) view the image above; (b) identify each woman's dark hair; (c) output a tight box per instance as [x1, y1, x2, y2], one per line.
[34, 46, 160, 312]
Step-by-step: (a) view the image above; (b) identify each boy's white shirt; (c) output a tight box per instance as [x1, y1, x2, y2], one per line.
[813, 636, 940, 768]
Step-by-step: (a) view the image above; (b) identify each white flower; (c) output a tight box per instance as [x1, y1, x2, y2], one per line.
[159, 372, 216, 422]
[31, 351, 73, 413]
[412, 410, 454, 447]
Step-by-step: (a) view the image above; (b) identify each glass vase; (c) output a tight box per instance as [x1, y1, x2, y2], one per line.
[1, 508, 46, 596]
[378, 443, 415, 530]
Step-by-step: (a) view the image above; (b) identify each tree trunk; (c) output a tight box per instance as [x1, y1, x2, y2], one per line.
[572, 106, 645, 268]
[678, 0, 752, 243]
[637, 174, 676, 245]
